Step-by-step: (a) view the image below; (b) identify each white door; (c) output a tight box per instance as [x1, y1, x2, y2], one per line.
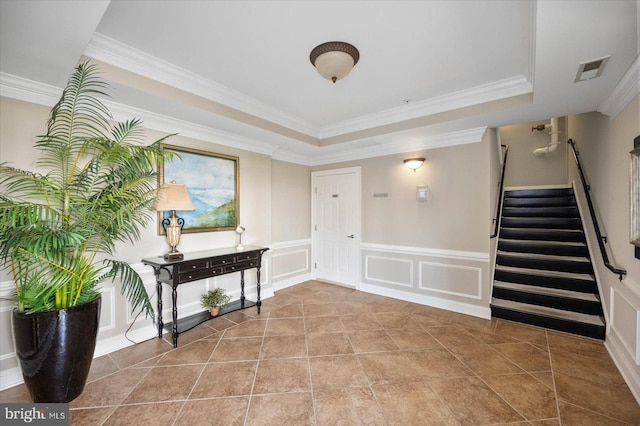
[312, 167, 361, 288]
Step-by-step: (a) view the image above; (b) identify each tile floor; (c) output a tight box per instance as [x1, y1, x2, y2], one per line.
[1, 280, 639, 425]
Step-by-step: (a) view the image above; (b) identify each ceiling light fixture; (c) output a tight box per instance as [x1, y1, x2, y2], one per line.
[310, 41, 360, 83]
[404, 158, 425, 172]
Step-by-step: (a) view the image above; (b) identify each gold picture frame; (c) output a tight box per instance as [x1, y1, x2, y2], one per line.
[158, 144, 239, 234]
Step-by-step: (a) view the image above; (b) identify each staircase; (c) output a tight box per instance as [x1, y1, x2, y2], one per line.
[491, 187, 606, 339]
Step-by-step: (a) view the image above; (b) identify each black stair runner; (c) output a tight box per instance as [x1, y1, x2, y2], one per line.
[491, 187, 605, 339]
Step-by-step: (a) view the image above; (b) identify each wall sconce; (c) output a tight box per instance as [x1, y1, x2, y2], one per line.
[235, 225, 246, 251]
[404, 158, 425, 172]
[155, 181, 195, 260]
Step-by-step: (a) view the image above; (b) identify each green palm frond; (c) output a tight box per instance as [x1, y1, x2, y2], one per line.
[0, 61, 174, 317]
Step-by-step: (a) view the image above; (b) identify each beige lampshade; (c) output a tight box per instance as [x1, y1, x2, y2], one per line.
[155, 182, 195, 211]
[310, 41, 360, 83]
[404, 158, 425, 171]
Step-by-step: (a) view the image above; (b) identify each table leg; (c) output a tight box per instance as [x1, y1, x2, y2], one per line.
[156, 278, 163, 338]
[256, 266, 262, 314]
[240, 270, 246, 307]
[172, 285, 178, 348]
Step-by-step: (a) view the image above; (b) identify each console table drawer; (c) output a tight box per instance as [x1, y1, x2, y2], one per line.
[224, 260, 259, 273]
[237, 252, 260, 262]
[177, 260, 208, 273]
[178, 268, 211, 283]
[211, 255, 236, 267]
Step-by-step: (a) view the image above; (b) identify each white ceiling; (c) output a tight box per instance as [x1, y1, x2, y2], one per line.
[1, 1, 638, 165]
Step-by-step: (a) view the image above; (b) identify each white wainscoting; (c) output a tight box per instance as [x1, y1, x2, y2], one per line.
[606, 277, 640, 403]
[360, 243, 491, 319]
[271, 239, 312, 291]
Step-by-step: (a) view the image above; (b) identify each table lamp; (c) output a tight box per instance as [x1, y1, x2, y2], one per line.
[155, 181, 195, 260]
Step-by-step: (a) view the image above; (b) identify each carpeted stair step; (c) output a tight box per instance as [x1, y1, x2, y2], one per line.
[499, 227, 585, 242]
[490, 298, 605, 340]
[504, 188, 575, 198]
[500, 217, 582, 229]
[503, 196, 576, 208]
[492, 281, 603, 315]
[502, 206, 579, 218]
[498, 239, 589, 257]
[496, 252, 594, 274]
[494, 265, 597, 293]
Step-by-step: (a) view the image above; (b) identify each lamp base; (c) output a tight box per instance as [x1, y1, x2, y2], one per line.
[164, 252, 184, 261]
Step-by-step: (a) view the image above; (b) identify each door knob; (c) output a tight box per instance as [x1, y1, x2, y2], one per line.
[347, 234, 355, 239]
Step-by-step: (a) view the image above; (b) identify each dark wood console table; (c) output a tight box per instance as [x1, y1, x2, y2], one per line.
[142, 246, 269, 347]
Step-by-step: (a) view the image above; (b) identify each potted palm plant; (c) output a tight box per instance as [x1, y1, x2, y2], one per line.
[0, 62, 174, 402]
[200, 288, 232, 317]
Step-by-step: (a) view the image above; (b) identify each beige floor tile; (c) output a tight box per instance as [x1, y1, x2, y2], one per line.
[109, 337, 173, 369]
[304, 315, 344, 333]
[260, 334, 307, 359]
[173, 322, 219, 345]
[264, 293, 302, 307]
[450, 344, 524, 376]
[491, 341, 551, 372]
[302, 302, 338, 317]
[70, 368, 149, 408]
[264, 317, 305, 335]
[404, 348, 474, 379]
[307, 331, 354, 356]
[209, 337, 263, 362]
[103, 401, 183, 425]
[252, 358, 311, 394]
[430, 376, 526, 424]
[550, 347, 626, 387]
[547, 331, 609, 359]
[373, 382, 459, 425]
[357, 352, 422, 385]
[494, 320, 549, 346]
[156, 339, 218, 366]
[245, 392, 314, 426]
[189, 361, 257, 398]
[427, 325, 484, 348]
[86, 355, 121, 383]
[483, 373, 558, 420]
[0, 383, 31, 403]
[308, 354, 370, 389]
[69, 407, 116, 425]
[314, 387, 386, 426]
[386, 328, 443, 350]
[557, 401, 631, 426]
[299, 291, 337, 305]
[339, 313, 383, 331]
[222, 319, 267, 338]
[554, 372, 640, 424]
[176, 397, 249, 426]
[348, 329, 398, 353]
[374, 312, 416, 329]
[123, 365, 203, 404]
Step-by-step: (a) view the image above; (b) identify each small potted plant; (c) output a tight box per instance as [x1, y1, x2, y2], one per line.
[201, 288, 232, 317]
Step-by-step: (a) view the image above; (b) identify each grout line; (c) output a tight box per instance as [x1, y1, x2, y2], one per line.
[242, 308, 269, 426]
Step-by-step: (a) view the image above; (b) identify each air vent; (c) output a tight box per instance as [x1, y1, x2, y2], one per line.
[574, 56, 610, 82]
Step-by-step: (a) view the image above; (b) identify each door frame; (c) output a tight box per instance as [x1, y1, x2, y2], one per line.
[311, 166, 362, 289]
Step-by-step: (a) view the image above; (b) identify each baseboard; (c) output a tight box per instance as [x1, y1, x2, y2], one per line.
[0, 367, 23, 391]
[272, 273, 313, 292]
[605, 330, 640, 405]
[359, 282, 491, 319]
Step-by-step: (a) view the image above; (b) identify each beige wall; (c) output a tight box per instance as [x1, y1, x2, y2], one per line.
[271, 160, 311, 242]
[500, 117, 568, 187]
[567, 95, 640, 400]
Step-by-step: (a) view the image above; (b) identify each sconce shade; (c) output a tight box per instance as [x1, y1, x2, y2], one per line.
[310, 41, 360, 83]
[404, 158, 425, 171]
[155, 182, 195, 211]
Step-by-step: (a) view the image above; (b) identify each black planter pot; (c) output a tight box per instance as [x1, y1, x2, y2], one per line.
[12, 296, 101, 403]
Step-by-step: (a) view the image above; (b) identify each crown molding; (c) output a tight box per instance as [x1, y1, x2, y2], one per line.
[0, 71, 489, 166]
[310, 127, 488, 166]
[0, 72, 61, 107]
[84, 33, 320, 138]
[0, 72, 279, 157]
[318, 76, 531, 139]
[598, 54, 640, 120]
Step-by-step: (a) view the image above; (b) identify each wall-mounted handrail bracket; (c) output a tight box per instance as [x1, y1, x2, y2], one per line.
[568, 139, 626, 281]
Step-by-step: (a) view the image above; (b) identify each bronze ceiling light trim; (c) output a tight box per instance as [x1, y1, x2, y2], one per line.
[310, 41, 360, 83]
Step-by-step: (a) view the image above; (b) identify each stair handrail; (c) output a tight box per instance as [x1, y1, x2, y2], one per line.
[491, 144, 509, 238]
[568, 138, 626, 280]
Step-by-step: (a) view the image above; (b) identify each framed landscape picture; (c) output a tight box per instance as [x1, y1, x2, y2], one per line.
[158, 144, 239, 234]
